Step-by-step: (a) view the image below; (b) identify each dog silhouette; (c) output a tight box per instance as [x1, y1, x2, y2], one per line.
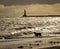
[34, 32, 41, 37]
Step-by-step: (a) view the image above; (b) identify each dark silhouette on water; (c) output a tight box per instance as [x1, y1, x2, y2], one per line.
[40, 46, 60, 49]
[34, 32, 42, 37]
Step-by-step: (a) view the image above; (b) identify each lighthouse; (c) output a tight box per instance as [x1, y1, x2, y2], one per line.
[23, 9, 27, 17]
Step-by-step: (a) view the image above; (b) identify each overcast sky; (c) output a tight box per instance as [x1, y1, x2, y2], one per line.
[0, 0, 60, 5]
[0, 0, 60, 17]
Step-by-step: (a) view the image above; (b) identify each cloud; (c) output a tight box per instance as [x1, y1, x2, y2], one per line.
[26, 4, 60, 15]
[0, 0, 60, 6]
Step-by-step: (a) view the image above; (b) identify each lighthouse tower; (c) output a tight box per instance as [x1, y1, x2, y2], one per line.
[23, 9, 27, 17]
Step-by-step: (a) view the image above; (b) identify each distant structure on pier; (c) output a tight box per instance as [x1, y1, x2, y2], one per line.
[23, 9, 60, 17]
[23, 9, 27, 17]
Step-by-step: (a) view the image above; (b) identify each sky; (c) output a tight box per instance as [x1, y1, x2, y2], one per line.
[0, 0, 60, 17]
